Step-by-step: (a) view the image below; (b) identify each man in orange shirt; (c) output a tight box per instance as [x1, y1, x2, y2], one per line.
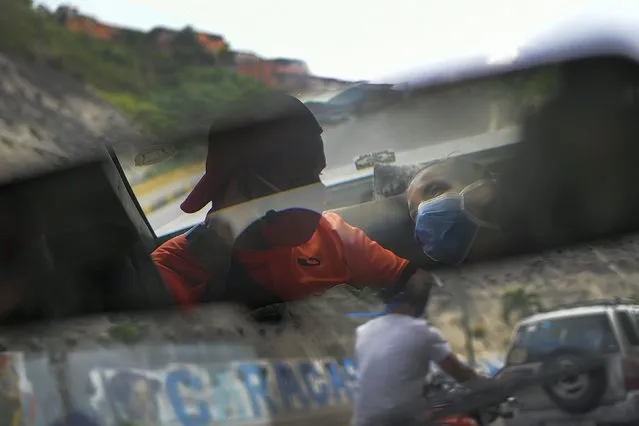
[152, 92, 436, 313]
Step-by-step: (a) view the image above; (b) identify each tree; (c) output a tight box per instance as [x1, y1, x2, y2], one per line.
[0, 1, 271, 143]
[482, 67, 559, 130]
[218, 44, 236, 67]
[0, 0, 39, 55]
[171, 26, 216, 67]
[501, 287, 544, 325]
[515, 67, 559, 114]
[438, 274, 478, 367]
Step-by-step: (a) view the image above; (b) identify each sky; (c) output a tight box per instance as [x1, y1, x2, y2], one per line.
[37, 0, 639, 81]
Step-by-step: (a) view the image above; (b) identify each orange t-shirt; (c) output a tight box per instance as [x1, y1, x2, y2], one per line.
[152, 211, 410, 307]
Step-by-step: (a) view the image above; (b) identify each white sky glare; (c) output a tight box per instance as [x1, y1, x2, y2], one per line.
[37, 0, 639, 80]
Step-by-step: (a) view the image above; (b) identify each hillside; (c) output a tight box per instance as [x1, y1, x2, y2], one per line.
[4, 0, 269, 142]
[0, 51, 148, 182]
[0, 0, 352, 174]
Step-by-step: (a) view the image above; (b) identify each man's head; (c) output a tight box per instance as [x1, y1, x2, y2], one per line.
[181, 92, 326, 214]
[406, 157, 504, 264]
[108, 371, 161, 422]
[381, 271, 434, 318]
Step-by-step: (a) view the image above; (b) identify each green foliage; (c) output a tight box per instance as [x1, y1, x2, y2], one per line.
[0, 0, 40, 56]
[2, 0, 270, 151]
[501, 287, 544, 325]
[624, 290, 639, 303]
[500, 66, 559, 113]
[109, 322, 142, 344]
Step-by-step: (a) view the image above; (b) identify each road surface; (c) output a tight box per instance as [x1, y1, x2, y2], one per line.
[136, 174, 201, 208]
[320, 86, 517, 170]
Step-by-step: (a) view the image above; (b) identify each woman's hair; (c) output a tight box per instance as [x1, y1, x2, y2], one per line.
[409, 156, 494, 188]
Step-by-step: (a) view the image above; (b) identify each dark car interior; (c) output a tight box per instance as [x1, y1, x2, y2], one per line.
[2, 54, 639, 325]
[0, 155, 175, 323]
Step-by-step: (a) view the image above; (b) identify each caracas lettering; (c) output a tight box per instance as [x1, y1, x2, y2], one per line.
[88, 357, 357, 426]
[87, 353, 504, 425]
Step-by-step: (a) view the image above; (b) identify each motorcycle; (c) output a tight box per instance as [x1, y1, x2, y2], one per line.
[422, 372, 517, 426]
[420, 349, 605, 426]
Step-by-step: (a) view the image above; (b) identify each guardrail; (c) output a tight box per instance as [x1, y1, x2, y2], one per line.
[320, 126, 518, 186]
[141, 184, 193, 214]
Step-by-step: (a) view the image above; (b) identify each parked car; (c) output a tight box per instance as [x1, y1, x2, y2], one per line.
[354, 150, 396, 170]
[304, 101, 351, 126]
[424, 371, 517, 426]
[500, 299, 639, 426]
[327, 83, 403, 117]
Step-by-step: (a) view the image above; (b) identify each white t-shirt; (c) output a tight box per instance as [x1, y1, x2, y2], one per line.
[353, 314, 452, 426]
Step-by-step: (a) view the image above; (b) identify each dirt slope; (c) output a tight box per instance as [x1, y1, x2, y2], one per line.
[0, 53, 147, 183]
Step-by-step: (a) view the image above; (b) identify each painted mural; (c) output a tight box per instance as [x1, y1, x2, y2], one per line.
[87, 357, 357, 425]
[0, 353, 36, 426]
[0, 347, 504, 426]
[86, 354, 504, 425]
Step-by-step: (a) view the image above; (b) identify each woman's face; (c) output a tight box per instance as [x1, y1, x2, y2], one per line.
[407, 159, 505, 262]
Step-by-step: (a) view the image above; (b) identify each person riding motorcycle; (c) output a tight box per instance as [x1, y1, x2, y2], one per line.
[152, 92, 436, 313]
[353, 278, 483, 426]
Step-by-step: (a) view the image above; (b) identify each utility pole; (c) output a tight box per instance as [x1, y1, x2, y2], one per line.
[459, 294, 476, 367]
[439, 273, 476, 367]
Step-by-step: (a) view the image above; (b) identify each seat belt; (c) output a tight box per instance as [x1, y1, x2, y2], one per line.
[220, 257, 283, 311]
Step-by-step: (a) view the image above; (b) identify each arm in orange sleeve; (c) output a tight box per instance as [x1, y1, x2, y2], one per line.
[151, 234, 213, 308]
[323, 212, 415, 288]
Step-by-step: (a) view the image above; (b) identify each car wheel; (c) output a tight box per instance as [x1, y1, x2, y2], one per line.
[539, 347, 607, 414]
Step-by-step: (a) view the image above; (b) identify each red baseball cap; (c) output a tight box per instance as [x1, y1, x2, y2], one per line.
[180, 92, 324, 213]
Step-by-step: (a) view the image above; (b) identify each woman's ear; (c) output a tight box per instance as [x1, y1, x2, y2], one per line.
[406, 190, 423, 223]
[463, 180, 497, 209]
[408, 204, 418, 222]
[409, 210, 415, 222]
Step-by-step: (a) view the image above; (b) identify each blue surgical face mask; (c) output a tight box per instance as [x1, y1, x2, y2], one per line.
[414, 180, 498, 264]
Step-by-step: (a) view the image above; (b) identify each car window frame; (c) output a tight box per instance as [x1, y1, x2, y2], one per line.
[506, 312, 620, 365]
[623, 308, 639, 346]
[107, 147, 159, 241]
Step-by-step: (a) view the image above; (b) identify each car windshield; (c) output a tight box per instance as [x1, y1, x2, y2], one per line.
[506, 313, 620, 365]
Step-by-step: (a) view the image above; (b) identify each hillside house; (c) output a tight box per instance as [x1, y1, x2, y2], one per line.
[55, 6, 120, 40]
[147, 26, 228, 56]
[234, 52, 312, 91]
